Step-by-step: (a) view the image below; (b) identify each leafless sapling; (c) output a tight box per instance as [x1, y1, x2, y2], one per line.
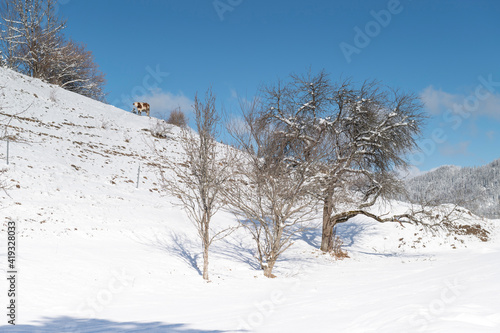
[158, 88, 235, 281]
[225, 98, 319, 278]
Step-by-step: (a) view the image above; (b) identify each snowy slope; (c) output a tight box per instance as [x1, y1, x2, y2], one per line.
[405, 160, 500, 219]
[0, 67, 499, 332]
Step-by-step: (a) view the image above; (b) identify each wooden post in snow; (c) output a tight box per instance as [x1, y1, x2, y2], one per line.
[136, 164, 141, 188]
[6, 138, 9, 165]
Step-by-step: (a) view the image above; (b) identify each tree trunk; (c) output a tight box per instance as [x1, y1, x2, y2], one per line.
[321, 218, 339, 252]
[263, 224, 284, 278]
[202, 241, 209, 281]
[263, 260, 276, 278]
[320, 193, 335, 252]
[202, 212, 210, 281]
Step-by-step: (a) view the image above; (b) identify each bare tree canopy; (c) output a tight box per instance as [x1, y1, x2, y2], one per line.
[0, 0, 65, 75]
[51, 39, 106, 101]
[258, 70, 427, 252]
[0, 0, 106, 101]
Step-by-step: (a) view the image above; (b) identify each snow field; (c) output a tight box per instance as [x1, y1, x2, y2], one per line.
[0, 67, 498, 332]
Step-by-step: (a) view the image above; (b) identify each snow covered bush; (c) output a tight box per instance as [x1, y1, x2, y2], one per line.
[150, 119, 172, 139]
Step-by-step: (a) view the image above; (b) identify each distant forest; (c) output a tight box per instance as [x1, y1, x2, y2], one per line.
[405, 159, 500, 219]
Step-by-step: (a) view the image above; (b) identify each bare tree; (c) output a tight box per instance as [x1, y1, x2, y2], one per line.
[225, 98, 319, 278]
[0, 0, 65, 76]
[0, 0, 106, 101]
[52, 39, 106, 101]
[158, 88, 234, 281]
[320, 80, 427, 251]
[259, 71, 428, 252]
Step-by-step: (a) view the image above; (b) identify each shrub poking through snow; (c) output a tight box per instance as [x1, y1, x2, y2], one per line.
[330, 227, 349, 260]
[150, 119, 172, 139]
[167, 107, 187, 128]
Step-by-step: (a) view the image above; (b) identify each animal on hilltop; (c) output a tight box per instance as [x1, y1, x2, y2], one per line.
[132, 102, 150, 117]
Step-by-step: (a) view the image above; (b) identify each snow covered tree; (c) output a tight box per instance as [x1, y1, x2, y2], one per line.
[225, 97, 320, 278]
[0, 0, 65, 75]
[405, 159, 500, 219]
[259, 71, 426, 252]
[317, 79, 425, 252]
[0, 0, 106, 100]
[158, 88, 235, 281]
[51, 39, 106, 101]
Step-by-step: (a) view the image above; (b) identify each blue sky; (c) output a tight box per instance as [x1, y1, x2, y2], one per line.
[58, 0, 500, 175]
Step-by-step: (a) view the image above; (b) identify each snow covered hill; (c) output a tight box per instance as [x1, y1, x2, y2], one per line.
[405, 160, 500, 219]
[0, 67, 499, 332]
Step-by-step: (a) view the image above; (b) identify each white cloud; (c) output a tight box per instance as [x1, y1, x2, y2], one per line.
[134, 88, 193, 117]
[420, 85, 500, 120]
[397, 165, 424, 180]
[420, 86, 461, 115]
[482, 94, 500, 119]
[486, 130, 495, 140]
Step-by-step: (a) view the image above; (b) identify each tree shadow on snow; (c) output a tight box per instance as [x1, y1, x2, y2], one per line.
[294, 227, 322, 248]
[147, 232, 202, 276]
[212, 237, 261, 271]
[214, 225, 322, 270]
[0, 317, 230, 332]
[336, 221, 370, 248]
[212, 236, 318, 275]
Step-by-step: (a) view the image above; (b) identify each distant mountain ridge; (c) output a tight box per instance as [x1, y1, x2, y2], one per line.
[405, 159, 500, 219]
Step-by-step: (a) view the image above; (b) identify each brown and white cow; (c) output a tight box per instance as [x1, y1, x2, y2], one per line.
[132, 102, 150, 117]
